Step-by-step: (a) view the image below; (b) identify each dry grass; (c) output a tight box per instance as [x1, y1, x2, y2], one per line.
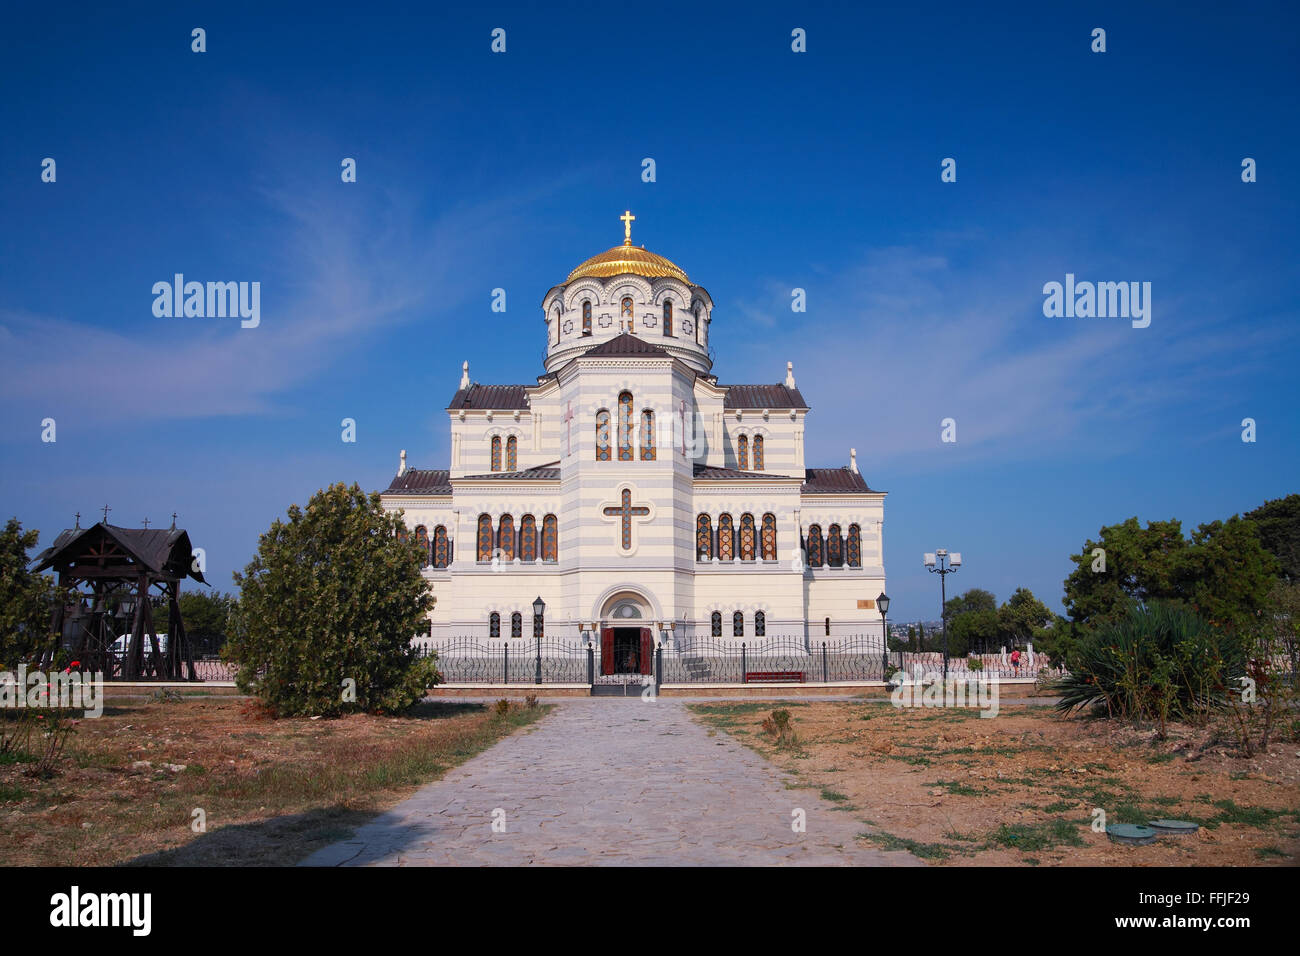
[690, 699, 1300, 866]
[0, 697, 548, 866]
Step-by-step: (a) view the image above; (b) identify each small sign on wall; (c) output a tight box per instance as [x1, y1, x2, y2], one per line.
[857, 599, 875, 609]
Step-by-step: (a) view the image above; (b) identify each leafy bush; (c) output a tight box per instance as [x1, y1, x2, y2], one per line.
[967, 657, 983, 671]
[227, 483, 440, 717]
[1051, 602, 1247, 732]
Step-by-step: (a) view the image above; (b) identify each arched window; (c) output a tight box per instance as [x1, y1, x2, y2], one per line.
[733, 611, 744, 637]
[505, 436, 517, 471]
[663, 299, 673, 336]
[596, 410, 611, 461]
[433, 525, 450, 568]
[711, 611, 722, 637]
[618, 391, 634, 461]
[755, 611, 766, 637]
[622, 296, 633, 331]
[414, 525, 429, 568]
[520, 515, 537, 562]
[753, 435, 764, 471]
[477, 514, 493, 562]
[695, 307, 702, 344]
[806, 524, 824, 568]
[739, 513, 756, 561]
[397, 526, 408, 544]
[761, 513, 777, 561]
[511, 612, 523, 638]
[718, 513, 734, 561]
[490, 436, 502, 472]
[542, 514, 558, 562]
[847, 524, 862, 568]
[696, 514, 713, 560]
[827, 524, 844, 568]
[582, 300, 592, 336]
[553, 309, 561, 345]
[737, 434, 749, 470]
[489, 612, 500, 638]
[640, 410, 655, 460]
[499, 515, 516, 561]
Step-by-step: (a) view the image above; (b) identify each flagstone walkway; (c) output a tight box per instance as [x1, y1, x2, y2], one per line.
[300, 698, 921, 866]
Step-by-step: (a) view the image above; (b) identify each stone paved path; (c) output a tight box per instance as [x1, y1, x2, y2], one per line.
[300, 699, 921, 866]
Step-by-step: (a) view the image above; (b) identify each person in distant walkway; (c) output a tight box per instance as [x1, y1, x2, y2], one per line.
[1010, 648, 1021, 675]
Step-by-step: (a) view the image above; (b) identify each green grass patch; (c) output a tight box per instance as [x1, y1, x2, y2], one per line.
[990, 818, 1085, 852]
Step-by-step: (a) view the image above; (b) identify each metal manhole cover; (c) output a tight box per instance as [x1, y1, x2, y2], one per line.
[1148, 819, 1200, 836]
[1107, 823, 1158, 845]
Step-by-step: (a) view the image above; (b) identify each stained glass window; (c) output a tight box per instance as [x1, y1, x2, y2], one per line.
[827, 524, 844, 567]
[737, 434, 748, 470]
[414, 525, 429, 568]
[582, 300, 592, 336]
[755, 611, 766, 637]
[622, 296, 633, 330]
[739, 513, 756, 561]
[596, 410, 611, 461]
[711, 611, 722, 637]
[761, 513, 777, 561]
[477, 514, 493, 561]
[433, 525, 450, 568]
[511, 612, 522, 638]
[520, 514, 537, 562]
[499, 514, 515, 561]
[490, 436, 501, 472]
[664, 299, 673, 336]
[489, 612, 500, 638]
[733, 611, 744, 637]
[806, 525, 823, 568]
[718, 513, 734, 561]
[618, 392, 633, 461]
[640, 410, 655, 460]
[696, 514, 712, 560]
[753, 435, 764, 471]
[542, 514, 558, 562]
[505, 436, 517, 471]
[847, 524, 862, 568]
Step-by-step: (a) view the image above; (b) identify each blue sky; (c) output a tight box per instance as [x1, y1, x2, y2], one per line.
[1, 1, 1297, 620]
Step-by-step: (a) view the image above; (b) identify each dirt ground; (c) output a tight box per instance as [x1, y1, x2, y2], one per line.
[0, 696, 546, 866]
[690, 698, 1300, 866]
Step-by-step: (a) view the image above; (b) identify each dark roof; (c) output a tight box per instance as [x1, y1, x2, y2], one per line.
[693, 464, 798, 481]
[31, 522, 206, 583]
[458, 465, 561, 481]
[446, 384, 530, 412]
[801, 467, 882, 495]
[723, 384, 808, 409]
[383, 469, 451, 494]
[581, 332, 671, 358]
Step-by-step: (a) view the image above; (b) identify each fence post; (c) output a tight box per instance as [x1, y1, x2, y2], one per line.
[503, 643, 508, 685]
[587, 642, 594, 686]
[742, 643, 747, 683]
[822, 641, 828, 684]
[656, 644, 663, 691]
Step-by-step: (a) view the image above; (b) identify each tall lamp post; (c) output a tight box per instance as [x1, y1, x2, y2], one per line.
[532, 596, 545, 685]
[876, 592, 891, 679]
[923, 550, 961, 680]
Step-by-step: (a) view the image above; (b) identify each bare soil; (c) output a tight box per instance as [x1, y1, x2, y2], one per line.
[690, 699, 1300, 866]
[0, 696, 547, 866]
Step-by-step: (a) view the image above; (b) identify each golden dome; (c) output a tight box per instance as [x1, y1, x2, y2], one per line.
[566, 241, 690, 284]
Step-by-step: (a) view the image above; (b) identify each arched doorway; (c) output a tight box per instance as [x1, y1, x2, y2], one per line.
[598, 591, 654, 677]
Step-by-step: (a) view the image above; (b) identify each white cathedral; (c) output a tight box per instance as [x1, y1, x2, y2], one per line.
[382, 213, 887, 672]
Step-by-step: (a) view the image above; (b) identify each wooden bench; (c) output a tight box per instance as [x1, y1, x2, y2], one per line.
[745, 671, 805, 683]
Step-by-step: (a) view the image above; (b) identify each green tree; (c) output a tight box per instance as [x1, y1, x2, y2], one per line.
[178, 590, 237, 657]
[941, 589, 998, 656]
[1243, 494, 1300, 582]
[0, 518, 61, 667]
[1063, 517, 1186, 628]
[997, 587, 1054, 647]
[1174, 516, 1279, 630]
[227, 483, 437, 717]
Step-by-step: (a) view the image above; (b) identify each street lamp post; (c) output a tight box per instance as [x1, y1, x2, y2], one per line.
[532, 596, 545, 685]
[924, 550, 961, 681]
[876, 592, 891, 680]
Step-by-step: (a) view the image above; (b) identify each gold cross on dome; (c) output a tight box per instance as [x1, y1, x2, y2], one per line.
[620, 210, 635, 245]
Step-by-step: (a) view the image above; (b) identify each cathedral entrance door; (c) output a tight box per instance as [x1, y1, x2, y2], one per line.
[600, 627, 654, 676]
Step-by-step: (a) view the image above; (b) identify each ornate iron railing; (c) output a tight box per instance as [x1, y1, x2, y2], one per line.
[419, 637, 590, 684]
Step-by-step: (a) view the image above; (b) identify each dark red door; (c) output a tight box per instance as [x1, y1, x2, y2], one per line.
[600, 628, 615, 675]
[639, 628, 653, 675]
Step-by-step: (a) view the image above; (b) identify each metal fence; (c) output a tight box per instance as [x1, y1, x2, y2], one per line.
[664, 636, 892, 683]
[416, 637, 590, 684]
